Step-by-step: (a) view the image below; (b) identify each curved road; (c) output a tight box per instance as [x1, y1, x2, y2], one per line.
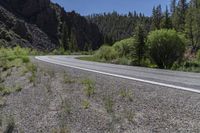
[35, 56, 200, 93]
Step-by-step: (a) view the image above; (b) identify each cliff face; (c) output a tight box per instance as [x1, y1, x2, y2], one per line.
[0, 0, 103, 51]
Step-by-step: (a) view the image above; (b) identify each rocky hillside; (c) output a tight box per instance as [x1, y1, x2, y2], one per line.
[0, 0, 103, 51]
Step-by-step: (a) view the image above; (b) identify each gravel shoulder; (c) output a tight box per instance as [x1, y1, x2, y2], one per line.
[1, 58, 200, 133]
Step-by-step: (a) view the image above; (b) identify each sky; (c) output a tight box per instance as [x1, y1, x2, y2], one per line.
[51, 0, 171, 16]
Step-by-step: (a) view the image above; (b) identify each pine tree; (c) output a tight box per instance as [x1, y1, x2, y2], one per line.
[161, 6, 172, 29]
[61, 22, 69, 50]
[185, 0, 200, 52]
[133, 25, 146, 65]
[151, 5, 163, 30]
[69, 31, 78, 52]
[170, 0, 177, 13]
[191, 0, 200, 8]
[172, 0, 188, 31]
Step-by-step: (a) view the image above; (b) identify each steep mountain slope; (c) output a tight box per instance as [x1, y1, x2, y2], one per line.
[0, 0, 103, 51]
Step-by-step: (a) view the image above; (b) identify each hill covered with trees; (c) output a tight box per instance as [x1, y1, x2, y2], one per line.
[88, 0, 200, 52]
[0, 0, 103, 51]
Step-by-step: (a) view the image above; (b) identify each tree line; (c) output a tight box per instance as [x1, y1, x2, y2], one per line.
[85, 0, 200, 71]
[87, 0, 200, 53]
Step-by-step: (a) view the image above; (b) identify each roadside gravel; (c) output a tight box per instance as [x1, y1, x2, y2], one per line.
[1, 58, 200, 133]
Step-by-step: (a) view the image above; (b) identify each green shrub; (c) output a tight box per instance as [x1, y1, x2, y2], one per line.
[113, 38, 134, 57]
[94, 45, 118, 61]
[115, 57, 131, 65]
[197, 49, 200, 61]
[51, 47, 70, 55]
[2, 87, 12, 96]
[26, 63, 37, 73]
[13, 46, 30, 56]
[21, 56, 30, 63]
[172, 60, 200, 72]
[15, 85, 22, 92]
[147, 29, 186, 69]
[0, 46, 31, 69]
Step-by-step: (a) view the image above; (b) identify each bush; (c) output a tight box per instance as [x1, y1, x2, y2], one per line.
[147, 29, 186, 69]
[172, 60, 200, 72]
[197, 49, 200, 61]
[115, 57, 131, 65]
[94, 45, 118, 60]
[21, 56, 30, 63]
[113, 38, 135, 57]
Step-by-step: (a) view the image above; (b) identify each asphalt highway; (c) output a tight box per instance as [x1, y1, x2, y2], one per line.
[35, 55, 200, 93]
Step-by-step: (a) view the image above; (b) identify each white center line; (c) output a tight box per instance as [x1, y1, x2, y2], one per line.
[35, 56, 200, 94]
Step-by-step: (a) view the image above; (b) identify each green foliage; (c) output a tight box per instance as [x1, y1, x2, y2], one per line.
[104, 96, 114, 113]
[197, 49, 200, 61]
[0, 84, 23, 96]
[114, 57, 131, 65]
[161, 6, 172, 29]
[4, 117, 15, 133]
[113, 38, 134, 57]
[26, 63, 37, 85]
[62, 99, 72, 114]
[0, 85, 12, 96]
[151, 5, 162, 30]
[185, 5, 200, 51]
[61, 22, 70, 50]
[0, 96, 5, 107]
[82, 79, 95, 97]
[21, 56, 30, 63]
[51, 47, 70, 55]
[147, 29, 186, 69]
[94, 45, 118, 61]
[119, 89, 133, 102]
[88, 11, 151, 44]
[82, 100, 90, 109]
[172, 60, 200, 72]
[15, 85, 22, 92]
[131, 25, 146, 65]
[0, 46, 32, 70]
[63, 72, 75, 84]
[171, 0, 187, 31]
[124, 110, 135, 122]
[26, 63, 37, 74]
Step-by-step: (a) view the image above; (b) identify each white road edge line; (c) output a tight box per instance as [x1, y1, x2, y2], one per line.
[35, 56, 200, 94]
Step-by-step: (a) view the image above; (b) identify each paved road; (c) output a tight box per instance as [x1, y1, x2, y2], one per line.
[35, 56, 200, 93]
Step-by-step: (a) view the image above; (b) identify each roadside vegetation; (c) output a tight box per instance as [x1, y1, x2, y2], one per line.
[0, 46, 35, 96]
[80, 28, 200, 72]
[79, 0, 200, 73]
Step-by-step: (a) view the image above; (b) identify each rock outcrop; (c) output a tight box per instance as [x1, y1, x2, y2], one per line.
[0, 0, 103, 51]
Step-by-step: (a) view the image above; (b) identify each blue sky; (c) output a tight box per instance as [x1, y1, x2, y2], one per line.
[51, 0, 171, 16]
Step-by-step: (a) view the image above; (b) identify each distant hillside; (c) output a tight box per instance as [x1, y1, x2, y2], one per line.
[87, 12, 151, 44]
[0, 0, 103, 51]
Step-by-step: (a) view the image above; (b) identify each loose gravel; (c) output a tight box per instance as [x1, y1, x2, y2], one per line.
[0, 58, 200, 133]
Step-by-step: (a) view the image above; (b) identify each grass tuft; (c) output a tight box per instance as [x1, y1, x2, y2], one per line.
[82, 79, 95, 97]
[119, 89, 133, 102]
[63, 72, 75, 84]
[82, 99, 90, 109]
[104, 96, 114, 113]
